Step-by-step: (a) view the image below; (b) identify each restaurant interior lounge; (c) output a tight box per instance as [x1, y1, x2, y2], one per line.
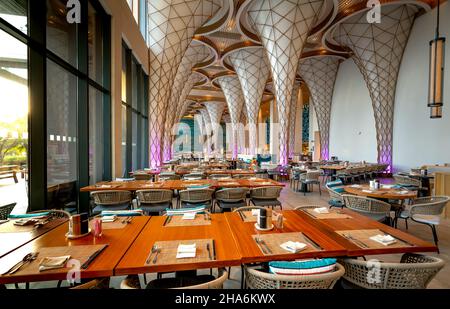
[0, 0, 449, 293]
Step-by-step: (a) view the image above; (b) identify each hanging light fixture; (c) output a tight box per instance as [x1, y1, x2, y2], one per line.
[428, 0, 446, 118]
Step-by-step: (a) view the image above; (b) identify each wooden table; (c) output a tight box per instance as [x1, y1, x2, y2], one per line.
[0, 218, 67, 258]
[115, 214, 241, 275]
[224, 210, 347, 264]
[0, 217, 149, 284]
[343, 184, 417, 200]
[293, 208, 437, 256]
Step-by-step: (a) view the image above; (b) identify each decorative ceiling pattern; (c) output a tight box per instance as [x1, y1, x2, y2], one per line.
[298, 55, 342, 160]
[329, 3, 421, 169]
[215, 75, 245, 159]
[247, 0, 325, 164]
[226, 47, 270, 155]
[147, 0, 222, 167]
[288, 81, 302, 159]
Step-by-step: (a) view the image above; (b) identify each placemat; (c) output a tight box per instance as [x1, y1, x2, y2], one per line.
[238, 211, 279, 223]
[4, 244, 107, 276]
[144, 239, 214, 266]
[251, 232, 321, 256]
[164, 214, 212, 227]
[0, 218, 51, 233]
[336, 229, 414, 249]
[303, 209, 353, 220]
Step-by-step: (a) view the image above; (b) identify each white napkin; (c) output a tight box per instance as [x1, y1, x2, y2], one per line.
[101, 216, 116, 223]
[381, 184, 394, 189]
[176, 244, 196, 259]
[369, 234, 397, 246]
[351, 184, 362, 188]
[39, 255, 71, 272]
[182, 213, 196, 220]
[280, 241, 307, 253]
[362, 189, 374, 193]
[398, 191, 409, 194]
[99, 184, 112, 188]
[251, 209, 260, 216]
[313, 207, 330, 214]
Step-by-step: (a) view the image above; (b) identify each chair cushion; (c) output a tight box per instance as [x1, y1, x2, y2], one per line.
[217, 200, 247, 209]
[413, 214, 440, 225]
[328, 199, 343, 207]
[92, 203, 130, 214]
[146, 275, 216, 289]
[269, 258, 337, 275]
[251, 199, 282, 207]
[333, 187, 345, 193]
[326, 180, 343, 187]
[140, 202, 172, 214]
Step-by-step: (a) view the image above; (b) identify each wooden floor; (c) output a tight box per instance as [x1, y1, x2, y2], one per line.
[5, 179, 450, 289]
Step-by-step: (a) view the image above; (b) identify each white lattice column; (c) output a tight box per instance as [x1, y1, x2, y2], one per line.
[288, 81, 301, 159]
[216, 76, 245, 159]
[199, 108, 212, 159]
[206, 102, 225, 157]
[331, 4, 421, 170]
[227, 47, 270, 155]
[298, 55, 341, 160]
[148, 0, 221, 168]
[247, 0, 324, 164]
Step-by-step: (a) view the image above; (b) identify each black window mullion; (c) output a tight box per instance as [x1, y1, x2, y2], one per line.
[136, 67, 142, 168]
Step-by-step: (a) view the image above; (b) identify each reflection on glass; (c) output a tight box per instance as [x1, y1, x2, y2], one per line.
[0, 29, 28, 211]
[121, 104, 127, 176]
[88, 1, 103, 85]
[132, 112, 138, 170]
[47, 0, 78, 67]
[89, 87, 104, 184]
[0, 0, 28, 34]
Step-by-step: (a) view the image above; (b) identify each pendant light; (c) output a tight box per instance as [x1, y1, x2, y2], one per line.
[428, 0, 446, 118]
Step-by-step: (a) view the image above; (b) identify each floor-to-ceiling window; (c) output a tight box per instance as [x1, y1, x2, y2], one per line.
[0, 0, 112, 213]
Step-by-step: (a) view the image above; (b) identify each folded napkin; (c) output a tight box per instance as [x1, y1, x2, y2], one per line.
[115, 178, 135, 182]
[8, 212, 50, 219]
[362, 189, 374, 193]
[101, 215, 117, 223]
[398, 190, 410, 194]
[251, 209, 260, 216]
[97, 184, 113, 188]
[313, 207, 330, 214]
[280, 241, 307, 253]
[176, 244, 196, 259]
[182, 213, 196, 220]
[381, 184, 394, 189]
[350, 184, 362, 188]
[39, 255, 71, 272]
[13, 219, 38, 226]
[101, 210, 143, 217]
[369, 234, 397, 246]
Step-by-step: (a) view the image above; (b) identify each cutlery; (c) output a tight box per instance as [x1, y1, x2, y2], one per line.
[206, 243, 212, 260]
[211, 240, 216, 260]
[302, 234, 322, 250]
[81, 245, 108, 269]
[146, 245, 157, 264]
[3, 252, 39, 275]
[343, 233, 369, 249]
[121, 217, 129, 224]
[126, 217, 133, 224]
[258, 238, 272, 254]
[237, 211, 245, 221]
[152, 248, 161, 264]
[255, 237, 267, 254]
[241, 211, 247, 219]
[0, 219, 9, 225]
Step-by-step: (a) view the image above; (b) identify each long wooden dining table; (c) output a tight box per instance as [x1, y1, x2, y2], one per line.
[0, 209, 438, 285]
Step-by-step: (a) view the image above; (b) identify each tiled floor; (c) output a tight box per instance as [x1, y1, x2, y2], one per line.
[2, 178, 449, 289]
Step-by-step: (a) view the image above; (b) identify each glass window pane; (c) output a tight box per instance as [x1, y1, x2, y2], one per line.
[88, 1, 103, 85]
[132, 112, 137, 170]
[121, 47, 127, 103]
[121, 104, 127, 176]
[131, 61, 137, 110]
[47, 0, 78, 67]
[141, 117, 148, 168]
[89, 87, 104, 184]
[46, 60, 77, 208]
[0, 29, 28, 213]
[0, 0, 28, 34]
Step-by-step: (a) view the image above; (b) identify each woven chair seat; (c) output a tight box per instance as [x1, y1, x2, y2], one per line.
[400, 210, 440, 225]
[0, 203, 16, 220]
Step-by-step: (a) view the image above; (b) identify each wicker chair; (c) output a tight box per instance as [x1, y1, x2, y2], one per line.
[244, 263, 345, 289]
[393, 174, 425, 195]
[178, 189, 215, 210]
[299, 171, 321, 196]
[214, 188, 248, 212]
[136, 189, 173, 215]
[399, 196, 449, 251]
[340, 253, 444, 289]
[249, 187, 283, 210]
[208, 174, 232, 180]
[90, 190, 132, 214]
[342, 194, 391, 224]
[325, 180, 345, 208]
[0, 203, 16, 220]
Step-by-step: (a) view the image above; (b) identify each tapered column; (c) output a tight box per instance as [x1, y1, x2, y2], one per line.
[206, 102, 226, 157]
[247, 0, 324, 164]
[227, 47, 270, 155]
[288, 81, 301, 159]
[298, 55, 342, 160]
[199, 108, 212, 160]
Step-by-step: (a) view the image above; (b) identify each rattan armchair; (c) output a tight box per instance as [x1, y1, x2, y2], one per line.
[90, 190, 132, 214]
[0, 203, 16, 220]
[249, 186, 283, 210]
[136, 189, 173, 215]
[214, 188, 248, 212]
[326, 180, 345, 208]
[399, 196, 449, 251]
[178, 188, 215, 210]
[340, 253, 444, 289]
[244, 263, 345, 289]
[342, 194, 391, 224]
